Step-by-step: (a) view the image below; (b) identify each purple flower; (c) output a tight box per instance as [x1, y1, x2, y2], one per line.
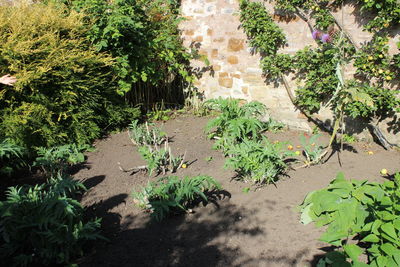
[321, 33, 331, 43]
[312, 30, 320, 40]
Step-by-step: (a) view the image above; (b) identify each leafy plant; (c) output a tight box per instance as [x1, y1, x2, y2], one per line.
[137, 143, 184, 175]
[132, 175, 221, 221]
[34, 144, 89, 176]
[0, 139, 26, 176]
[205, 98, 267, 149]
[225, 138, 293, 185]
[299, 133, 325, 165]
[68, 0, 196, 101]
[0, 173, 103, 266]
[0, 1, 139, 150]
[342, 134, 357, 144]
[128, 120, 167, 146]
[299, 172, 400, 266]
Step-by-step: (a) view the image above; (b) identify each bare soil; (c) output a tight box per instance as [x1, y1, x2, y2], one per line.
[74, 115, 400, 267]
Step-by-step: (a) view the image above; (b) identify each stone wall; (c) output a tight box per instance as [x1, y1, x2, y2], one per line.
[180, 0, 400, 143]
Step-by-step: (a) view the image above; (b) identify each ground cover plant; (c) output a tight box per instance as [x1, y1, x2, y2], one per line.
[299, 172, 400, 266]
[0, 139, 26, 176]
[0, 145, 103, 266]
[132, 175, 221, 221]
[34, 144, 89, 176]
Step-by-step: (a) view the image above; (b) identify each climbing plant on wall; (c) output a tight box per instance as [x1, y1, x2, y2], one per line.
[239, 0, 400, 152]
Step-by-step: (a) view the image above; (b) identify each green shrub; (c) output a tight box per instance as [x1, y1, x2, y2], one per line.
[0, 1, 139, 149]
[205, 98, 267, 142]
[34, 144, 90, 176]
[132, 175, 221, 221]
[225, 138, 293, 184]
[68, 0, 195, 98]
[299, 172, 400, 266]
[0, 173, 103, 266]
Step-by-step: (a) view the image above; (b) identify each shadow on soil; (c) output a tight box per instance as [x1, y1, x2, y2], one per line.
[80, 186, 311, 267]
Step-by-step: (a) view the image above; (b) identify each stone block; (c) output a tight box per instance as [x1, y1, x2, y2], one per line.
[184, 29, 195, 36]
[213, 37, 225, 43]
[218, 77, 233, 88]
[213, 64, 221, 71]
[207, 29, 213, 36]
[219, 72, 228, 78]
[211, 49, 218, 58]
[194, 36, 203, 42]
[227, 38, 244, 52]
[227, 55, 238, 64]
[232, 73, 241, 79]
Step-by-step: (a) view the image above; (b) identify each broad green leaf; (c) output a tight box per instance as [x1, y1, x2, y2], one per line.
[343, 244, 363, 262]
[362, 234, 380, 243]
[381, 223, 397, 240]
[300, 204, 314, 224]
[380, 243, 398, 257]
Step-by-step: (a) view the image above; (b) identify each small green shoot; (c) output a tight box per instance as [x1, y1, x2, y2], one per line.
[205, 156, 213, 162]
[299, 133, 325, 166]
[242, 187, 251, 193]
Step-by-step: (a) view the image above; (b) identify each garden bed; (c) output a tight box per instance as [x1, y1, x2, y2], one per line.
[74, 114, 400, 267]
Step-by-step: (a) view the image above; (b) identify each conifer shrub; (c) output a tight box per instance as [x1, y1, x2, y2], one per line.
[0, 1, 139, 149]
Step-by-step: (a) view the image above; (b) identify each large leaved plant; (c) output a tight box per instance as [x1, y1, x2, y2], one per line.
[299, 172, 400, 266]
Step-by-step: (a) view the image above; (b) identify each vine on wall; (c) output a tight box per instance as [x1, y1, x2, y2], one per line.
[239, 0, 400, 149]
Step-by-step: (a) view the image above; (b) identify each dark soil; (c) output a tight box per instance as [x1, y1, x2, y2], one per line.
[74, 115, 400, 267]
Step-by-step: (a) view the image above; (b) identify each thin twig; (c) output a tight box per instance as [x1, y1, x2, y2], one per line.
[118, 162, 148, 172]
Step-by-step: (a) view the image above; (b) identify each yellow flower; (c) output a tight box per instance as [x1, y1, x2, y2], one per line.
[181, 164, 187, 169]
[380, 168, 388, 175]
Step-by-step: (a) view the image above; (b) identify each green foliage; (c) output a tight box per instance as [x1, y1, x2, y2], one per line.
[205, 98, 279, 154]
[336, 81, 399, 120]
[299, 172, 400, 266]
[354, 35, 395, 82]
[0, 2, 139, 150]
[68, 0, 195, 96]
[225, 138, 293, 184]
[239, 0, 399, 133]
[239, 0, 286, 79]
[138, 144, 183, 175]
[293, 45, 343, 113]
[128, 120, 166, 146]
[342, 134, 357, 144]
[0, 173, 103, 266]
[359, 0, 400, 31]
[34, 144, 89, 176]
[0, 139, 26, 176]
[299, 133, 325, 164]
[132, 175, 221, 221]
